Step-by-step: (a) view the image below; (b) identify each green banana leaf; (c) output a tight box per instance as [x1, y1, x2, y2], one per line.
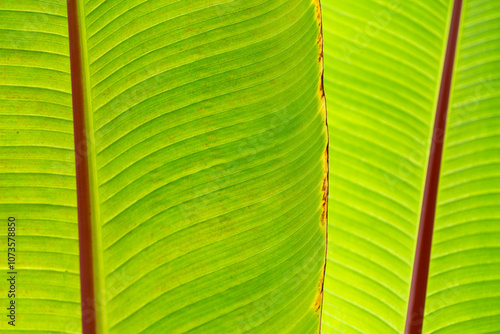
[322, 0, 500, 333]
[0, 0, 327, 333]
[0, 0, 81, 332]
[1, 0, 499, 332]
[424, 1, 500, 332]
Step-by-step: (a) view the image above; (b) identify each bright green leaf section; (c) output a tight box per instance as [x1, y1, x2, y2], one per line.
[0, 0, 81, 333]
[0, 0, 326, 332]
[423, 1, 500, 333]
[321, 0, 452, 332]
[80, 0, 327, 333]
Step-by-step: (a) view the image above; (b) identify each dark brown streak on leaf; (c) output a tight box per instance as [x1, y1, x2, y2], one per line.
[315, 0, 329, 333]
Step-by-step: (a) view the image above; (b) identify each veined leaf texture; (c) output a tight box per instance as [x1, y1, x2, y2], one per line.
[0, 0, 327, 333]
[0, 0, 499, 333]
[322, 0, 500, 333]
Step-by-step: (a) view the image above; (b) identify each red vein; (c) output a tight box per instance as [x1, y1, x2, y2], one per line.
[67, 0, 97, 333]
[405, 1, 463, 333]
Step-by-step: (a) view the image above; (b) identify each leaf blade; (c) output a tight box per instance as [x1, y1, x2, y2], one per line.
[79, 0, 328, 332]
[321, 0, 454, 332]
[0, 0, 81, 332]
[423, 1, 500, 332]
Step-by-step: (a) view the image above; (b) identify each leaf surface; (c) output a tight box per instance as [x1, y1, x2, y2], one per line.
[423, 1, 500, 332]
[321, 0, 500, 332]
[1, 0, 328, 333]
[0, 0, 81, 332]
